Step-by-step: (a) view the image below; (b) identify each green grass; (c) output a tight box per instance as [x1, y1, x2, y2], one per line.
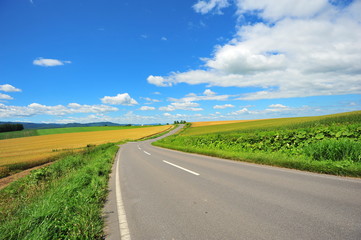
[154, 111, 361, 177]
[0, 143, 118, 239]
[0, 129, 38, 140]
[0, 125, 153, 140]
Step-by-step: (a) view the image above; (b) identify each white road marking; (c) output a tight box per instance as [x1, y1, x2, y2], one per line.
[163, 160, 200, 176]
[115, 149, 131, 240]
[137, 145, 141, 150]
[144, 151, 151, 155]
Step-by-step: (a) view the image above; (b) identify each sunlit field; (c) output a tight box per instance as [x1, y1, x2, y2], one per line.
[0, 125, 171, 174]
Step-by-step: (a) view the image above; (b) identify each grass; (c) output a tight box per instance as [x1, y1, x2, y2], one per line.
[0, 143, 118, 239]
[0, 125, 172, 178]
[154, 111, 361, 177]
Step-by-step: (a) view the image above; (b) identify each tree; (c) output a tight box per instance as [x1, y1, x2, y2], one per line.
[0, 123, 24, 133]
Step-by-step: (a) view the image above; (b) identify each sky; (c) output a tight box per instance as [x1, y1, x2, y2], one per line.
[0, 0, 360, 124]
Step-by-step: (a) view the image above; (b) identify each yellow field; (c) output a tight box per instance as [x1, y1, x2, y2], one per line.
[0, 125, 171, 166]
[191, 119, 258, 127]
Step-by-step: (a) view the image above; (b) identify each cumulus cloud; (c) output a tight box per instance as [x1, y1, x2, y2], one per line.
[193, 0, 230, 14]
[159, 101, 203, 111]
[0, 103, 118, 118]
[0, 84, 21, 92]
[33, 58, 71, 67]
[203, 89, 216, 96]
[0, 93, 13, 100]
[147, 75, 172, 87]
[140, 106, 155, 111]
[213, 104, 234, 109]
[149, 1, 361, 100]
[235, 0, 329, 21]
[101, 93, 138, 105]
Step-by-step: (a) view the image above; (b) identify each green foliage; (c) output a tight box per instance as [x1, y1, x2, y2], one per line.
[0, 123, 24, 133]
[0, 143, 118, 239]
[154, 111, 361, 177]
[304, 138, 361, 162]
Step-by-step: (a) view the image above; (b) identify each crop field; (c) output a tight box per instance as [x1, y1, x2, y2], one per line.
[191, 119, 257, 127]
[0, 125, 171, 177]
[155, 111, 361, 177]
[186, 111, 361, 136]
[0, 125, 154, 140]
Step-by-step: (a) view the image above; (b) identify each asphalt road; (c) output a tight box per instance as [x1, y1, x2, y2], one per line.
[104, 125, 361, 240]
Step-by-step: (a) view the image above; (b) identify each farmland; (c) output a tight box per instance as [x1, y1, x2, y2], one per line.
[0, 125, 155, 140]
[154, 111, 361, 177]
[0, 125, 172, 178]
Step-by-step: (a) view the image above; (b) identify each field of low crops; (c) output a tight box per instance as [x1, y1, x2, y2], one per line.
[0, 125, 171, 178]
[154, 111, 361, 177]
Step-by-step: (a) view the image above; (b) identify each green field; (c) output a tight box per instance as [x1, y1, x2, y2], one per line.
[154, 111, 361, 177]
[184, 111, 361, 136]
[0, 125, 153, 140]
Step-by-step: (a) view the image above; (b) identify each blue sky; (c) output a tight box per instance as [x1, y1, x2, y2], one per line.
[0, 0, 360, 124]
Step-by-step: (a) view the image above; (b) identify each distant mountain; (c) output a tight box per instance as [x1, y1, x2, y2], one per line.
[0, 121, 128, 129]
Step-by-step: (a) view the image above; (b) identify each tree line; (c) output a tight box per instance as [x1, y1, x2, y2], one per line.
[174, 120, 187, 124]
[0, 123, 24, 133]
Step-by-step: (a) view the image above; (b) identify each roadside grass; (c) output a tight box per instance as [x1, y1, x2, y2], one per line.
[0, 125, 171, 178]
[0, 143, 118, 240]
[154, 111, 361, 177]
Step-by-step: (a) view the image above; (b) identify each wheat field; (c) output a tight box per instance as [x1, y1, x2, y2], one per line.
[0, 125, 171, 166]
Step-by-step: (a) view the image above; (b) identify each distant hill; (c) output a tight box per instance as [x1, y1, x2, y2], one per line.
[0, 121, 127, 129]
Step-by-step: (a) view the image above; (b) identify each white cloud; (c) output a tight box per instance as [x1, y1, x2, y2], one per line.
[147, 75, 172, 87]
[228, 108, 252, 115]
[161, 37, 168, 41]
[33, 58, 71, 67]
[101, 93, 138, 105]
[140, 106, 155, 111]
[140, 97, 161, 103]
[0, 103, 118, 118]
[269, 104, 287, 108]
[203, 89, 216, 96]
[193, 0, 230, 14]
[213, 104, 234, 109]
[235, 0, 329, 21]
[0, 93, 13, 100]
[169, 91, 230, 102]
[0, 84, 21, 92]
[159, 101, 203, 112]
[150, 1, 361, 100]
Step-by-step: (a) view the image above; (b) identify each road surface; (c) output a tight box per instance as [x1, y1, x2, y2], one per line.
[104, 125, 361, 239]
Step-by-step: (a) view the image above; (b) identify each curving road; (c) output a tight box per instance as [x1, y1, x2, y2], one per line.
[104, 125, 361, 240]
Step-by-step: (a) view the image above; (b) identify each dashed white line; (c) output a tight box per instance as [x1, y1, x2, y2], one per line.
[115, 149, 131, 240]
[163, 160, 200, 176]
[144, 151, 151, 155]
[137, 145, 141, 150]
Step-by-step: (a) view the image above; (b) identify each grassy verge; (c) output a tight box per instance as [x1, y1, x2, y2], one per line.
[153, 112, 361, 177]
[0, 143, 118, 239]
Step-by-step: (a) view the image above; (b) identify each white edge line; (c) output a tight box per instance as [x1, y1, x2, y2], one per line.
[144, 151, 151, 155]
[115, 149, 131, 240]
[163, 160, 200, 176]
